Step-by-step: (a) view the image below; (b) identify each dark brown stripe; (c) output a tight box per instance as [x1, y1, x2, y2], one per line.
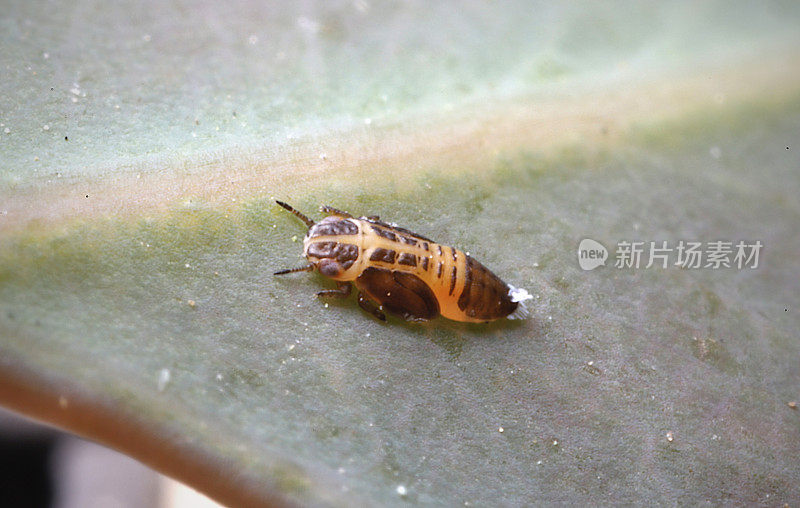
[437, 261, 443, 278]
[437, 245, 442, 256]
[449, 266, 457, 295]
[314, 219, 358, 236]
[307, 241, 338, 258]
[338, 244, 359, 269]
[307, 240, 358, 270]
[452, 248, 458, 263]
[398, 253, 417, 267]
[369, 248, 396, 263]
[308, 241, 359, 270]
[458, 256, 476, 311]
[365, 219, 434, 242]
[373, 227, 397, 241]
[422, 242, 429, 251]
[399, 235, 418, 246]
[421, 256, 429, 270]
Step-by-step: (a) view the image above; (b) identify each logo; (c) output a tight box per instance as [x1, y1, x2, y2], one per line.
[578, 238, 608, 270]
[576, 239, 763, 270]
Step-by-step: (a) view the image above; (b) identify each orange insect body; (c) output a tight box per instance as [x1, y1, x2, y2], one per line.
[275, 202, 532, 323]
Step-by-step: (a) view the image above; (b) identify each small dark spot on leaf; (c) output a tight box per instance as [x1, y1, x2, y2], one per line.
[85, 195, 89, 198]
[64, 136, 68, 141]
[553, 277, 570, 290]
[232, 111, 237, 117]
[690, 336, 740, 374]
[583, 362, 601, 376]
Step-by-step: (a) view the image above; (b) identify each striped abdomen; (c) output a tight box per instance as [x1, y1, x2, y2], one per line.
[299, 212, 520, 323]
[355, 221, 518, 323]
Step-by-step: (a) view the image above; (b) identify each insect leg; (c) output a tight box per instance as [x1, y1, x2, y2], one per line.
[273, 264, 314, 275]
[316, 281, 352, 298]
[320, 205, 354, 218]
[357, 291, 387, 321]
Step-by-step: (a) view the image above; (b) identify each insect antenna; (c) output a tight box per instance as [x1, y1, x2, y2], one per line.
[274, 264, 314, 276]
[275, 200, 315, 227]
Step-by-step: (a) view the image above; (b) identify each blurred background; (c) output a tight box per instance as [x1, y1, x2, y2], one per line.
[0, 409, 218, 508]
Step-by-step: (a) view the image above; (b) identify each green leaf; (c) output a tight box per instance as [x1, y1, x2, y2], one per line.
[2, 2, 800, 505]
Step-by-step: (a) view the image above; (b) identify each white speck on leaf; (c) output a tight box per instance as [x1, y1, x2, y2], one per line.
[157, 368, 171, 392]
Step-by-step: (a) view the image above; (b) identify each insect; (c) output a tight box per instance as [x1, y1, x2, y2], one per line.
[274, 201, 533, 323]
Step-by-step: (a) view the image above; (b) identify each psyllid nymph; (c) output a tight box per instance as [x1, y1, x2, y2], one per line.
[274, 201, 533, 323]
